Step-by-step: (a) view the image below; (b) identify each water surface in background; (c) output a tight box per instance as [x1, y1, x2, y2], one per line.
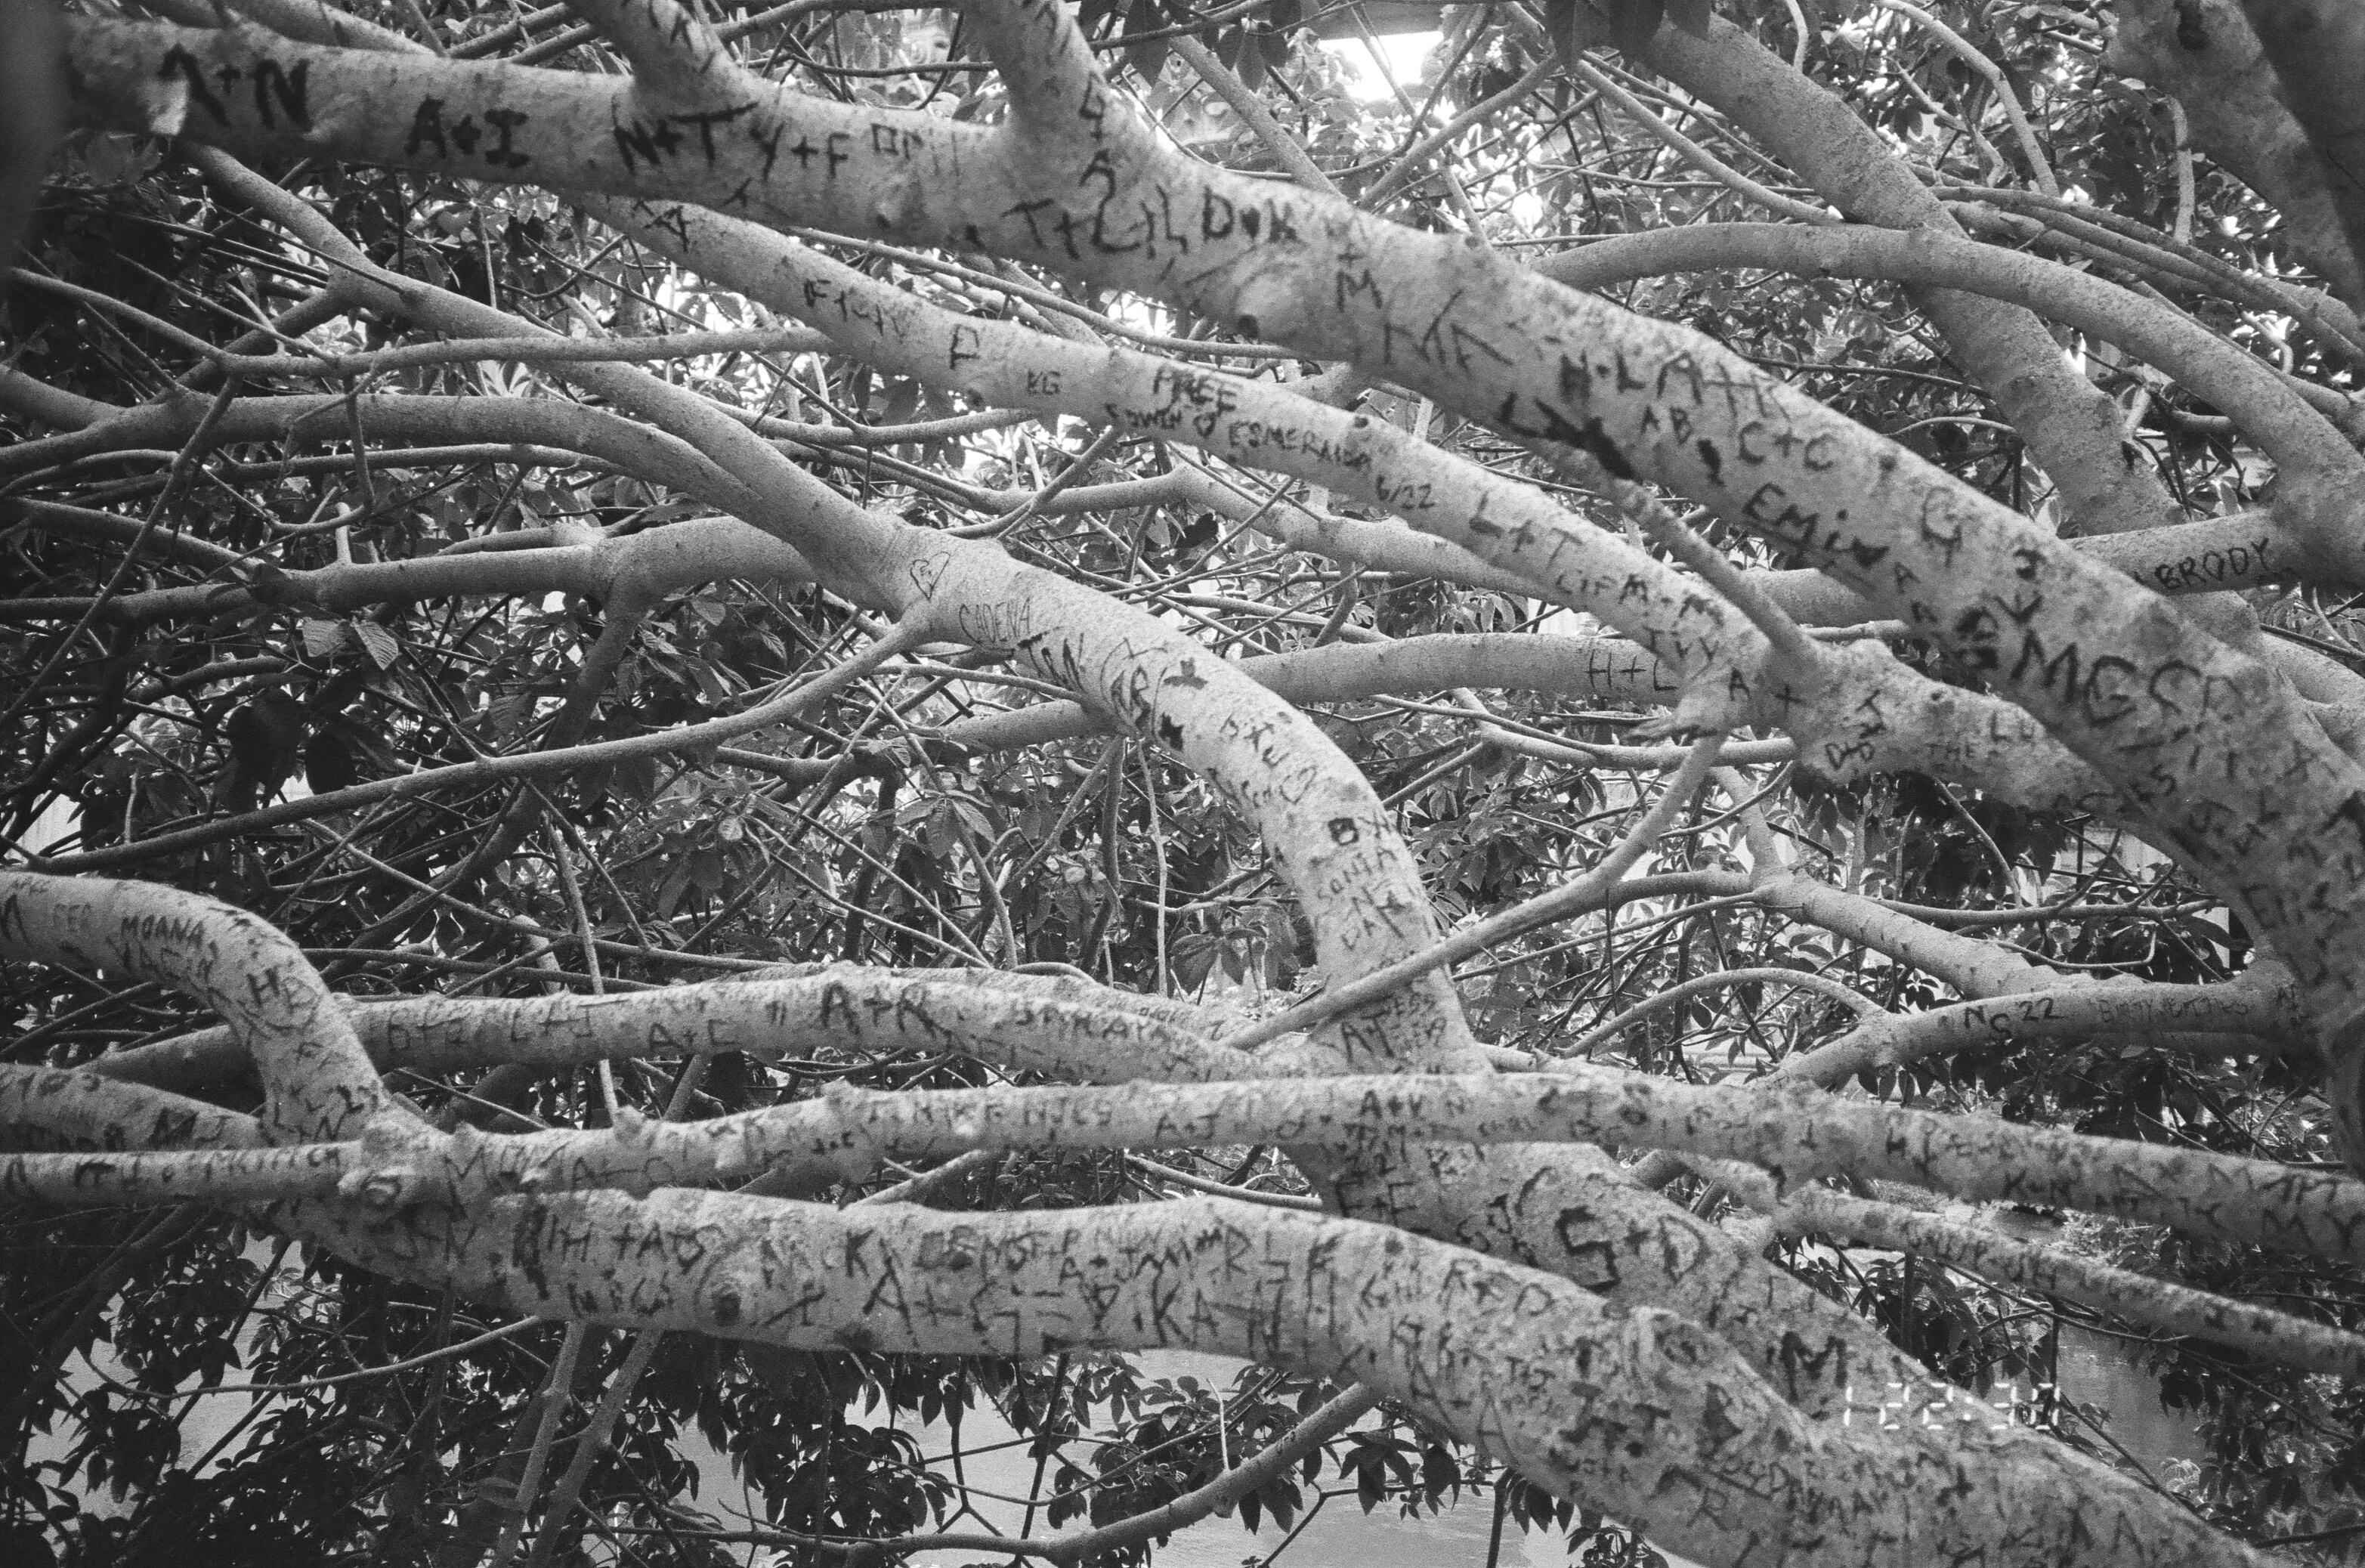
[688, 1315, 2202, 1568]
[1983, 1211, 2206, 1479]
[45, 1236, 2200, 1565]
[687, 1350, 1655, 1568]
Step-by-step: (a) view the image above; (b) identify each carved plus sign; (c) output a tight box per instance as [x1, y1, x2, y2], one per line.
[790, 138, 820, 167]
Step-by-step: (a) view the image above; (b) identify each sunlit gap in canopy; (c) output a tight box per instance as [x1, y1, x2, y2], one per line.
[1319, 29, 1440, 102]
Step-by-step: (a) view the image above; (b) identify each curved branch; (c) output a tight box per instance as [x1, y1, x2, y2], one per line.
[1863, 0, 2056, 195]
[72, 21, 2365, 1053]
[2240, 1, 2365, 302]
[590, 203, 2134, 813]
[1569, 55, 1835, 225]
[57, 1064, 2365, 1263]
[23, 622, 917, 873]
[0, 1062, 264, 1155]
[1563, 964, 1875, 1058]
[108, 1183, 2311, 1567]
[589, 194, 1771, 735]
[0, 512, 812, 627]
[1536, 221, 2362, 565]
[1779, 968, 2302, 1085]
[194, 147, 1484, 1078]
[88, 966, 1275, 1093]
[1764, 1183, 2365, 1380]
[0, 389, 757, 527]
[0, 1025, 2267, 1568]
[1637, 12, 2178, 537]
[0, 874, 387, 1140]
[1035, 1380, 1379, 1563]
[2107, 0, 2365, 311]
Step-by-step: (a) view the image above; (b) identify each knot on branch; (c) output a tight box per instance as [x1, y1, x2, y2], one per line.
[607, 1102, 654, 1146]
[1625, 709, 1725, 744]
[338, 1112, 450, 1208]
[236, 561, 313, 610]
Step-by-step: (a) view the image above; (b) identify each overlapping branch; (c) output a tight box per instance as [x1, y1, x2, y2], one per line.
[60, 1, 2365, 1077]
[8, 5, 2359, 1562]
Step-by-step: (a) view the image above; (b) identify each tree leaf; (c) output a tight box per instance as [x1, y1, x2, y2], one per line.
[221, 691, 306, 810]
[1666, 0, 1713, 36]
[1235, 27, 1269, 90]
[1542, 0, 1614, 66]
[303, 728, 357, 794]
[1415, 1443, 1443, 1503]
[1611, 0, 1666, 56]
[353, 622, 401, 670]
[1124, 0, 1169, 85]
[488, 690, 536, 744]
[1172, 933, 1221, 994]
[300, 617, 348, 660]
